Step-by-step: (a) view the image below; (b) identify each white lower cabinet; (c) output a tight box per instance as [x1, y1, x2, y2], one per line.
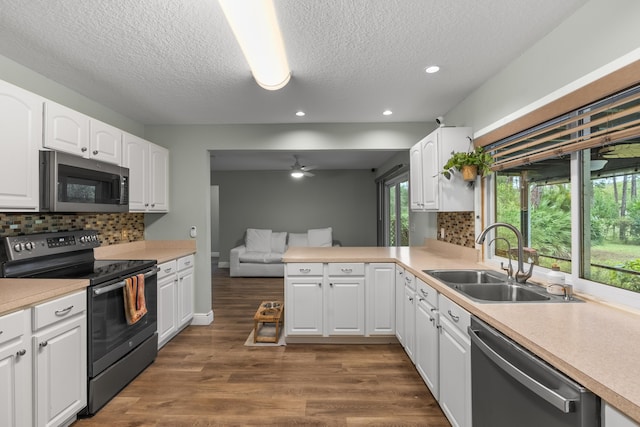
[366, 263, 396, 335]
[438, 294, 471, 427]
[157, 255, 195, 349]
[603, 402, 640, 426]
[327, 263, 365, 335]
[415, 279, 439, 399]
[32, 291, 87, 427]
[395, 267, 405, 345]
[285, 263, 324, 336]
[0, 310, 31, 427]
[403, 271, 416, 363]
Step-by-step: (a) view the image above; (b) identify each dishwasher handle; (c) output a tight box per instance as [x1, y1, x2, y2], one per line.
[468, 325, 577, 413]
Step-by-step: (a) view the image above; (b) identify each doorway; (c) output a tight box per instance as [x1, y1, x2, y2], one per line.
[385, 175, 409, 246]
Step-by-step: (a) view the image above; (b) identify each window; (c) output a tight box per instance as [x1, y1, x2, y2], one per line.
[490, 84, 640, 296]
[385, 176, 409, 246]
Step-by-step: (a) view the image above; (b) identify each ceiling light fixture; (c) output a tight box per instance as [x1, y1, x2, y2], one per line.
[425, 65, 440, 74]
[219, 0, 291, 91]
[296, 111, 305, 117]
[383, 110, 393, 116]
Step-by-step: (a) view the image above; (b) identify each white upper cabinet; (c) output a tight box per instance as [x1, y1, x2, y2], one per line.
[410, 127, 475, 212]
[89, 119, 122, 165]
[45, 101, 123, 165]
[44, 101, 90, 157]
[123, 132, 169, 212]
[0, 80, 42, 211]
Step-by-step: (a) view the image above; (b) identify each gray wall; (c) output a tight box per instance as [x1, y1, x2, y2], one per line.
[212, 169, 377, 262]
[445, 0, 640, 133]
[143, 123, 428, 317]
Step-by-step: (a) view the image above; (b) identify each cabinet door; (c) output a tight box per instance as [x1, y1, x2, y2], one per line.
[0, 311, 30, 427]
[416, 300, 439, 399]
[34, 315, 87, 427]
[409, 143, 424, 210]
[89, 119, 122, 165]
[43, 101, 90, 156]
[421, 133, 439, 210]
[395, 268, 405, 345]
[326, 277, 365, 335]
[439, 316, 471, 427]
[157, 274, 177, 347]
[366, 263, 395, 335]
[122, 133, 149, 211]
[403, 285, 416, 362]
[148, 143, 169, 212]
[0, 81, 41, 211]
[177, 267, 194, 328]
[285, 277, 324, 336]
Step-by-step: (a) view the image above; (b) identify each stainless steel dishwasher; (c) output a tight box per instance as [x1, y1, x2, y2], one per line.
[469, 317, 600, 427]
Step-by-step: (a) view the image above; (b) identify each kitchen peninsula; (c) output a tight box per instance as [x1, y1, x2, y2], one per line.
[283, 240, 640, 425]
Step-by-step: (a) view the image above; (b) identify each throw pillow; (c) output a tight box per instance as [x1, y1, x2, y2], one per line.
[271, 232, 287, 253]
[245, 228, 272, 252]
[308, 227, 333, 247]
[288, 232, 309, 247]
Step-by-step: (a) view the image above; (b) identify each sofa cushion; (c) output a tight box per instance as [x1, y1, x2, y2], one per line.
[271, 232, 288, 253]
[246, 228, 272, 252]
[308, 227, 333, 247]
[239, 251, 283, 264]
[288, 232, 308, 247]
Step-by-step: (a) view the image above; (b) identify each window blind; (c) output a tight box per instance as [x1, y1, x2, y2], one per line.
[487, 84, 640, 171]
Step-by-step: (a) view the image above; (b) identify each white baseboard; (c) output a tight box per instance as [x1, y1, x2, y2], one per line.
[191, 310, 214, 325]
[218, 261, 230, 268]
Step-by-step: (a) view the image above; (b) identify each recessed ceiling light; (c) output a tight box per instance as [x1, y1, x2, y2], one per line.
[383, 110, 393, 116]
[425, 65, 440, 74]
[296, 111, 305, 117]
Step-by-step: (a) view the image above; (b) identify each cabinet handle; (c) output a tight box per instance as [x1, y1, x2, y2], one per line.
[151, 204, 155, 207]
[340, 268, 352, 273]
[0, 330, 3, 336]
[420, 289, 429, 297]
[409, 297, 413, 302]
[300, 268, 311, 273]
[93, 150, 99, 155]
[430, 308, 437, 312]
[16, 349, 26, 357]
[318, 283, 322, 287]
[55, 305, 74, 316]
[39, 341, 48, 348]
[145, 203, 149, 207]
[164, 268, 173, 273]
[81, 147, 88, 152]
[185, 261, 191, 266]
[448, 310, 460, 322]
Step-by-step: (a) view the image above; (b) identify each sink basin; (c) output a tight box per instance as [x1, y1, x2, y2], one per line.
[452, 283, 550, 302]
[423, 269, 580, 303]
[426, 269, 507, 284]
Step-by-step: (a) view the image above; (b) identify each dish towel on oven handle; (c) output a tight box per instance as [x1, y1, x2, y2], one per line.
[123, 273, 148, 325]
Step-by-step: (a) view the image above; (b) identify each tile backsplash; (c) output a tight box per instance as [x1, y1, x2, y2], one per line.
[0, 213, 144, 245]
[437, 211, 475, 248]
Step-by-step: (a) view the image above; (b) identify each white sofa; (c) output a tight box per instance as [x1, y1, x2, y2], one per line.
[230, 227, 335, 277]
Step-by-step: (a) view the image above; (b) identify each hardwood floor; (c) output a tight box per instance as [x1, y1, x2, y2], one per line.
[73, 268, 450, 426]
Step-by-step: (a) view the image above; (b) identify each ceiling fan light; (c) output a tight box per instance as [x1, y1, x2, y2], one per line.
[291, 170, 304, 178]
[219, 0, 291, 91]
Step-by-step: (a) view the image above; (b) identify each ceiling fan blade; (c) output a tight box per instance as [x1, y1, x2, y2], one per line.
[302, 165, 317, 171]
[303, 171, 315, 177]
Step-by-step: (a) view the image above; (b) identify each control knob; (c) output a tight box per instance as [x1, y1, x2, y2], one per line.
[13, 243, 23, 252]
[24, 242, 34, 250]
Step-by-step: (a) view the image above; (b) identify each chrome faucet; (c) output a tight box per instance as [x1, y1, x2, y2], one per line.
[477, 223, 534, 284]
[488, 237, 514, 282]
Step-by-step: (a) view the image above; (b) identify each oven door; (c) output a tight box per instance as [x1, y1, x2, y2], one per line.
[88, 267, 158, 378]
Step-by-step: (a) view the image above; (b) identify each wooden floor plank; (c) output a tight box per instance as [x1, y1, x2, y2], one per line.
[73, 267, 450, 426]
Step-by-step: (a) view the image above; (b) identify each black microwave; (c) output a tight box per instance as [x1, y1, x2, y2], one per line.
[40, 151, 129, 212]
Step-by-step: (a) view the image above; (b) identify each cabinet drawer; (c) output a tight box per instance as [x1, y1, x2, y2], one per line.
[438, 294, 470, 336]
[0, 309, 26, 345]
[416, 279, 438, 307]
[287, 263, 323, 276]
[177, 254, 194, 271]
[33, 291, 86, 331]
[327, 263, 365, 276]
[158, 260, 177, 279]
[403, 270, 416, 291]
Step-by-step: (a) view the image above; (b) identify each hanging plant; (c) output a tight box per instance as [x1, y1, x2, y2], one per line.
[442, 147, 493, 181]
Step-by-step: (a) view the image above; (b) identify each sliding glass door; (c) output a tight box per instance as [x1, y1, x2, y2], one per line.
[385, 175, 409, 246]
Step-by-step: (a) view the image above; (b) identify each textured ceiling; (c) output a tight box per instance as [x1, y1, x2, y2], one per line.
[0, 0, 589, 126]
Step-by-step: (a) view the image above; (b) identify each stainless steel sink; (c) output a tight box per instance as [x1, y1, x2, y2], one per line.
[423, 269, 580, 303]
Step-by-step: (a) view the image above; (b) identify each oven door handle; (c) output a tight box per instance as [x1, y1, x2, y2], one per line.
[93, 267, 159, 296]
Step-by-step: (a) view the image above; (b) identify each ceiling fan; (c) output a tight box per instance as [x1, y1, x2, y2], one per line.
[290, 155, 316, 178]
